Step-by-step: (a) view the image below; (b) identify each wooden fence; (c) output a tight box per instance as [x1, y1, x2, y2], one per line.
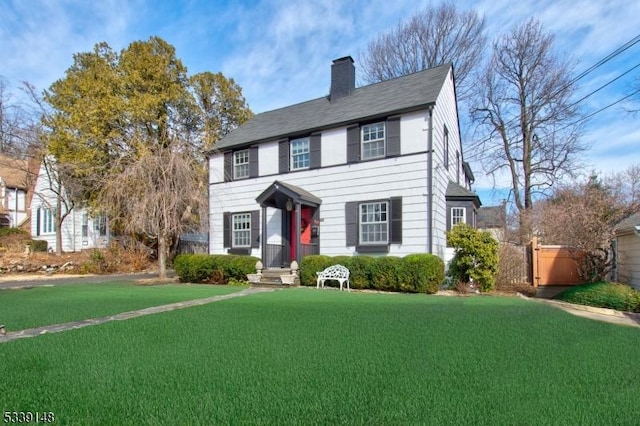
[531, 237, 582, 287]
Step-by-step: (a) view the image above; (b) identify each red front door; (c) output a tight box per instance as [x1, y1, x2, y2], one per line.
[290, 206, 312, 261]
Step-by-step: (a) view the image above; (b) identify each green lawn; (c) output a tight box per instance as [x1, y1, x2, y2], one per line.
[0, 282, 245, 330]
[1, 288, 639, 424]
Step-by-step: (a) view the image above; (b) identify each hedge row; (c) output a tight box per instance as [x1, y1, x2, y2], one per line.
[173, 254, 260, 284]
[300, 254, 445, 294]
[554, 281, 640, 312]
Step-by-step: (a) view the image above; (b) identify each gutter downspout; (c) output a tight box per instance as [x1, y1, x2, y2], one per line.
[427, 107, 434, 254]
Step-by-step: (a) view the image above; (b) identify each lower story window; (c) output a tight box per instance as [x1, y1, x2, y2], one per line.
[360, 202, 388, 244]
[451, 207, 466, 227]
[232, 213, 251, 248]
[42, 208, 55, 234]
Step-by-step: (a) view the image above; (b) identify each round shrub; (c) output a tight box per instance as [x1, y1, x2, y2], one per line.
[226, 255, 261, 281]
[174, 254, 217, 283]
[299, 255, 332, 286]
[554, 282, 640, 312]
[447, 224, 498, 292]
[370, 256, 406, 292]
[403, 253, 445, 294]
[343, 256, 375, 289]
[29, 240, 49, 252]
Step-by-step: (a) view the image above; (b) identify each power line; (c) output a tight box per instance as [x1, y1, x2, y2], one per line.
[569, 61, 640, 108]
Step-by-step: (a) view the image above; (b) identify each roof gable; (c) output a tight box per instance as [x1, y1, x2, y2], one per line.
[215, 63, 452, 151]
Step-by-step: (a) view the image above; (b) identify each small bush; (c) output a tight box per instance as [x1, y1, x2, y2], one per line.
[0, 227, 28, 238]
[370, 256, 406, 292]
[28, 240, 48, 252]
[299, 255, 333, 286]
[174, 254, 259, 284]
[554, 282, 640, 312]
[404, 254, 445, 294]
[343, 256, 375, 289]
[447, 224, 499, 292]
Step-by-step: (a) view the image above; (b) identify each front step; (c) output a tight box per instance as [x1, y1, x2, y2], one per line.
[252, 268, 300, 287]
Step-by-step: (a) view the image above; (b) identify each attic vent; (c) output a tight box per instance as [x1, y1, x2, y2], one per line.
[330, 56, 355, 101]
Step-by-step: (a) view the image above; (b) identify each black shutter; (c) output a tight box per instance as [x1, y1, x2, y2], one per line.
[309, 133, 321, 169]
[251, 210, 260, 248]
[345, 202, 358, 246]
[386, 116, 401, 157]
[390, 197, 402, 244]
[223, 212, 231, 248]
[346, 125, 360, 163]
[36, 207, 41, 236]
[279, 140, 289, 173]
[249, 145, 259, 178]
[223, 152, 233, 182]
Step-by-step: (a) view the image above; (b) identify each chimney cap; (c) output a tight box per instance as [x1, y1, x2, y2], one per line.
[332, 56, 354, 64]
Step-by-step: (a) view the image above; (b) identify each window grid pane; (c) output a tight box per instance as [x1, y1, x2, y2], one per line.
[451, 208, 465, 227]
[234, 150, 249, 179]
[359, 202, 388, 244]
[291, 138, 310, 170]
[232, 213, 251, 247]
[361, 123, 385, 159]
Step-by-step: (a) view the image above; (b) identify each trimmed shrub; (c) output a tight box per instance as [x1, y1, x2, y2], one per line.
[174, 254, 218, 283]
[226, 255, 260, 281]
[447, 224, 499, 292]
[370, 256, 406, 292]
[343, 256, 375, 289]
[554, 282, 640, 312]
[174, 254, 260, 284]
[0, 227, 28, 238]
[29, 240, 48, 252]
[404, 253, 445, 294]
[299, 255, 332, 286]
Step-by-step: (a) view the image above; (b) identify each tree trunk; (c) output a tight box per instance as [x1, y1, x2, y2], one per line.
[55, 191, 63, 256]
[158, 235, 167, 279]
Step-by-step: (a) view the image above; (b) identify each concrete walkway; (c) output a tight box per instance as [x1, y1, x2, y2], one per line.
[0, 286, 277, 343]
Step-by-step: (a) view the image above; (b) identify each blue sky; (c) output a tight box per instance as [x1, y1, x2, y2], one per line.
[2, 0, 639, 206]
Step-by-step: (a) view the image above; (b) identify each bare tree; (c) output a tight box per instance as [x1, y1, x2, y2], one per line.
[359, 2, 486, 100]
[605, 164, 640, 211]
[471, 19, 589, 243]
[533, 176, 631, 282]
[98, 142, 205, 279]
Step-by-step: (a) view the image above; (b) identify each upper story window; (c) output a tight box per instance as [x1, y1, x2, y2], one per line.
[361, 122, 385, 160]
[232, 213, 251, 248]
[234, 150, 250, 179]
[360, 201, 388, 244]
[451, 207, 466, 228]
[290, 137, 310, 170]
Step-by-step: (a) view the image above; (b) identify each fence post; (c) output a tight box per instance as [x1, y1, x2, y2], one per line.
[531, 237, 539, 288]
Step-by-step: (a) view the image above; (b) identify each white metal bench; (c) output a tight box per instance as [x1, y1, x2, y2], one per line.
[316, 264, 350, 291]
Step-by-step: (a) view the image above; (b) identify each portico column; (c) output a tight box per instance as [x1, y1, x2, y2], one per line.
[261, 205, 267, 266]
[295, 202, 301, 265]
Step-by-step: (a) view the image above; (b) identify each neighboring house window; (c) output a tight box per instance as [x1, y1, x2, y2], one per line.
[82, 213, 88, 237]
[41, 208, 55, 234]
[233, 150, 250, 179]
[361, 122, 385, 160]
[290, 137, 310, 170]
[451, 207, 466, 228]
[94, 215, 107, 236]
[444, 125, 449, 170]
[232, 213, 251, 248]
[360, 201, 388, 244]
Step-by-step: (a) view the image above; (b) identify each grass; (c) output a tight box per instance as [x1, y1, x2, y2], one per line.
[0, 282, 245, 330]
[1, 288, 640, 424]
[555, 281, 640, 312]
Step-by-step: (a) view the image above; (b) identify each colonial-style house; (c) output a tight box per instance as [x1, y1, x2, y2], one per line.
[208, 56, 478, 268]
[614, 212, 640, 289]
[30, 160, 108, 252]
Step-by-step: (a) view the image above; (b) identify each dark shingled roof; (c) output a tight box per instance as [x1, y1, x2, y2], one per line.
[616, 212, 640, 233]
[215, 63, 452, 150]
[477, 206, 506, 229]
[445, 181, 481, 207]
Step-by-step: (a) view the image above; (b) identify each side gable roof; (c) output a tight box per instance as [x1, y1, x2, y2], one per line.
[445, 181, 481, 207]
[615, 211, 640, 236]
[215, 63, 452, 151]
[0, 154, 30, 190]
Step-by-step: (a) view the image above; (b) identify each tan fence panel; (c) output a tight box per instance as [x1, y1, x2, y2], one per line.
[531, 237, 582, 287]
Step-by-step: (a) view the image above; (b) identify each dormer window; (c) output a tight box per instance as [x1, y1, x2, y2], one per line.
[361, 122, 385, 160]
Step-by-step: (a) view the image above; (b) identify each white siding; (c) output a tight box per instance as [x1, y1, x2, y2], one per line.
[617, 234, 640, 289]
[209, 154, 225, 184]
[30, 162, 103, 253]
[259, 141, 279, 176]
[321, 127, 347, 167]
[400, 111, 430, 155]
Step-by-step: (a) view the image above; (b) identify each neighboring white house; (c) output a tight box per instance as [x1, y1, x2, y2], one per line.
[30, 160, 108, 252]
[615, 212, 640, 289]
[208, 56, 479, 268]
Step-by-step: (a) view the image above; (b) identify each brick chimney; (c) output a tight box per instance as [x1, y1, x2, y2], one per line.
[330, 56, 355, 101]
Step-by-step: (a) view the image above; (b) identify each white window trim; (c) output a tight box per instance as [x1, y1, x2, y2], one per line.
[451, 207, 466, 228]
[41, 208, 55, 235]
[232, 213, 251, 248]
[233, 150, 250, 180]
[361, 122, 385, 160]
[290, 137, 310, 170]
[359, 201, 389, 245]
